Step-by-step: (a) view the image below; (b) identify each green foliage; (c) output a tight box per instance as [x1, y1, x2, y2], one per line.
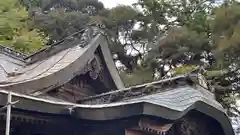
[109, 5, 139, 27]
[131, 0, 240, 114]
[205, 70, 228, 78]
[21, 0, 104, 13]
[90, 5, 143, 71]
[120, 67, 154, 87]
[171, 65, 198, 75]
[32, 10, 90, 41]
[0, 0, 47, 54]
[22, 0, 104, 43]
[211, 3, 240, 67]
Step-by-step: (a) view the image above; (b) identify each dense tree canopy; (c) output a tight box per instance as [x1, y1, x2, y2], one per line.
[120, 0, 240, 115]
[21, 0, 104, 42]
[132, 0, 240, 115]
[0, 0, 47, 54]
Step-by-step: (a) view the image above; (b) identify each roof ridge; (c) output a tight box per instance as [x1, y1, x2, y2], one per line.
[0, 26, 102, 63]
[24, 28, 87, 60]
[0, 45, 27, 61]
[25, 25, 101, 60]
[79, 74, 213, 104]
[24, 26, 101, 64]
[79, 75, 188, 103]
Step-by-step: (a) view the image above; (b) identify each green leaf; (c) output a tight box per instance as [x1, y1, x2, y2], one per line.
[0, 0, 47, 54]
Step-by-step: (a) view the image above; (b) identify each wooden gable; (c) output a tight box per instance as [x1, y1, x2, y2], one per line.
[0, 27, 124, 102]
[39, 46, 121, 102]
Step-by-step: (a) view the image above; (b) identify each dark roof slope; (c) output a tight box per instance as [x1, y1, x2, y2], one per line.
[0, 74, 234, 135]
[0, 27, 124, 93]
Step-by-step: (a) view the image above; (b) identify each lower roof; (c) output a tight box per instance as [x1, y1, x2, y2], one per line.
[0, 83, 234, 135]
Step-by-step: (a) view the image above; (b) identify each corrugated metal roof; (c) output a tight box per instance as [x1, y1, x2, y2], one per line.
[117, 86, 223, 111]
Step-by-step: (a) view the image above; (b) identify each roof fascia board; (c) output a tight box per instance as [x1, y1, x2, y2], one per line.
[98, 35, 125, 89]
[0, 34, 102, 93]
[0, 45, 26, 62]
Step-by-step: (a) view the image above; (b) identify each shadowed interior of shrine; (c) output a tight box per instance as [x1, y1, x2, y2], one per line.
[0, 110, 225, 135]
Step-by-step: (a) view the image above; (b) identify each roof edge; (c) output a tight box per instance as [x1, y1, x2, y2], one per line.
[99, 35, 125, 89]
[0, 26, 100, 64]
[0, 45, 27, 61]
[0, 88, 234, 135]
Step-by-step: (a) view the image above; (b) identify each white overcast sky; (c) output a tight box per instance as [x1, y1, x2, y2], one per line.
[99, 0, 137, 8]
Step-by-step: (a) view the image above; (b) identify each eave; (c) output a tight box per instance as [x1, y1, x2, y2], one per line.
[0, 81, 234, 135]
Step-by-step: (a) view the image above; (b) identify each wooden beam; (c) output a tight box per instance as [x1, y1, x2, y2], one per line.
[125, 129, 148, 135]
[0, 112, 49, 125]
[138, 118, 173, 134]
[126, 118, 173, 135]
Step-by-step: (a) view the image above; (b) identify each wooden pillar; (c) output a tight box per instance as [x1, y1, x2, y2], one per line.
[5, 92, 12, 135]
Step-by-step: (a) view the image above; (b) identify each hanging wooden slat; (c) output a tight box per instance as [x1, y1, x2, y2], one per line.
[125, 129, 149, 135]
